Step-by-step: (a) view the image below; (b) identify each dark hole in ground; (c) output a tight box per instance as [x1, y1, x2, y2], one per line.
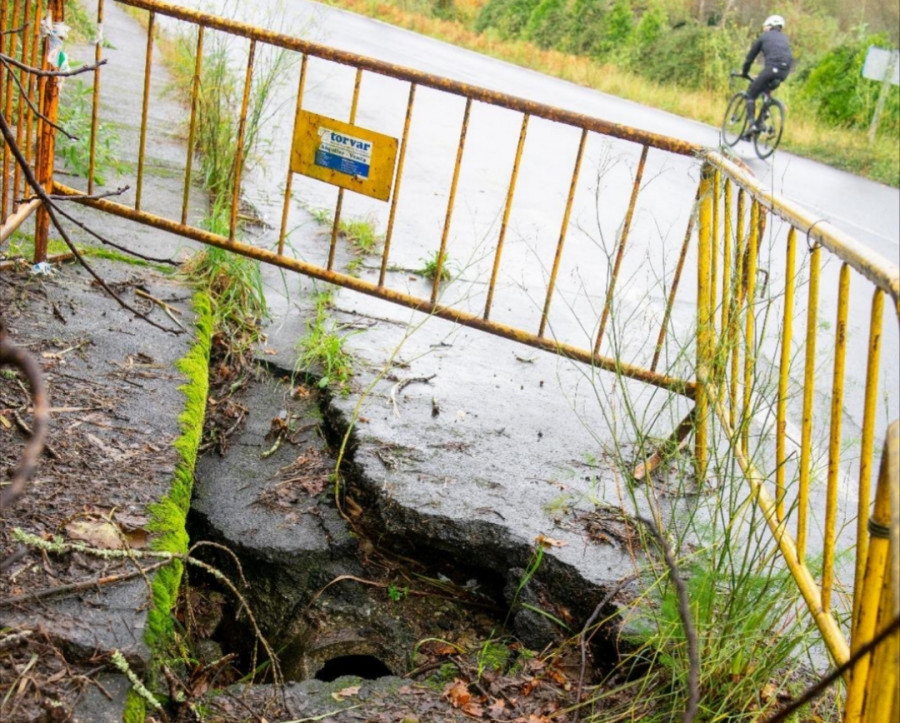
[315, 654, 394, 681]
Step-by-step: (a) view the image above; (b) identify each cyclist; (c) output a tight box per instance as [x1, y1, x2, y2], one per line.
[741, 14, 793, 136]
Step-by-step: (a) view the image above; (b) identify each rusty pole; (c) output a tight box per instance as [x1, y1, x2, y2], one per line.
[33, 0, 65, 264]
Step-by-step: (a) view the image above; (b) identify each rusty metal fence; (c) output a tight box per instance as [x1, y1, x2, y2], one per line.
[0, 0, 50, 246]
[2, 0, 898, 718]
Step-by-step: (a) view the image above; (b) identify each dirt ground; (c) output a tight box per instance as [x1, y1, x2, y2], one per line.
[0, 257, 197, 722]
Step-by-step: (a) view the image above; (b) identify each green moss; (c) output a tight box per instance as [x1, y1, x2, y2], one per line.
[140, 291, 212, 696]
[121, 691, 146, 723]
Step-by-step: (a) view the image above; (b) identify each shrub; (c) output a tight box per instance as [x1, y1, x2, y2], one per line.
[796, 32, 900, 134]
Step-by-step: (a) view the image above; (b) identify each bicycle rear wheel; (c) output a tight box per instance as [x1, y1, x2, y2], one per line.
[754, 100, 785, 159]
[721, 93, 748, 147]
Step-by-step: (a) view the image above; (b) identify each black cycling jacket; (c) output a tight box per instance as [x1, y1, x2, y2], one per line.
[742, 29, 793, 75]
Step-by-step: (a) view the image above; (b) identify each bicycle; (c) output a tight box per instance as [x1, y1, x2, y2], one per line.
[721, 71, 786, 160]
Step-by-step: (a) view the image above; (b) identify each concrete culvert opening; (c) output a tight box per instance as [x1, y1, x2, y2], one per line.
[315, 655, 394, 681]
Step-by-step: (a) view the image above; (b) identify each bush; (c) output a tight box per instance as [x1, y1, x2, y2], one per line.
[797, 33, 900, 133]
[562, 0, 607, 56]
[523, 0, 569, 50]
[474, 0, 542, 40]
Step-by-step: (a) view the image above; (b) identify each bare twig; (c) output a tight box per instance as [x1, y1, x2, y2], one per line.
[574, 574, 637, 721]
[634, 516, 699, 723]
[36, 189, 182, 266]
[0, 560, 170, 607]
[0, 51, 107, 78]
[0, 57, 77, 138]
[135, 289, 186, 331]
[1, 23, 30, 37]
[0, 325, 48, 511]
[0, 110, 181, 335]
[762, 615, 900, 723]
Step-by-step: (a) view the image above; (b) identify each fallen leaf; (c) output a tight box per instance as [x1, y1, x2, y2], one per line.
[534, 534, 566, 548]
[462, 701, 484, 717]
[487, 698, 507, 717]
[332, 685, 361, 700]
[65, 519, 123, 549]
[443, 678, 471, 708]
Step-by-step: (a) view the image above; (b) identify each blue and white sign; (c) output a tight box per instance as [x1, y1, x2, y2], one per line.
[315, 127, 373, 178]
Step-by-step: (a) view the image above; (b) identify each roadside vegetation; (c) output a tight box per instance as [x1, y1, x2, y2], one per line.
[320, 0, 899, 186]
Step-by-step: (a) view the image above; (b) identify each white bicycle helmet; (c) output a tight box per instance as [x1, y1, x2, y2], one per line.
[763, 14, 785, 30]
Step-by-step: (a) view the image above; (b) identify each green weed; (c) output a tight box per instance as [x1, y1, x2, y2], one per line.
[416, 250, 452, 282]
[306, 207, 384, 275]
[164, 16, 290, 208]
[295, 286, 359, 394]
[180, 201, 267, 362]
[57, 80, 128, 185]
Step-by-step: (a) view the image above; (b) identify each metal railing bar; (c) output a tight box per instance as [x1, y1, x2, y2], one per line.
[650, 182, 698, 373]
[54, 179, 697, 398]
[116, 0, 699, 159]
[87, 0, 104, 195]
[181, 24, 203, 226]
[741, 200, 760, 457]
[12, 0, 32, 207]
[594, 143, 649, 354]
[729, 188, 745, 429]
[277, 52, 307, 256]
[327, 66, 362, 271]
[776, 227, 797, 522]
[695, 162, 714, 480]
[379, 81, 416, 288]
[711, 168, 720, 333]
[229, 37, 255, 241]
[844, 420, 897, 719]
[711, 392, 850, 666]
[135, 9, 154, 212]
[22, 0, 41, 187]
[706, 150, 900, 307]
[538, 127, 587, 339]
[0, 196, 39, 243]
[797, 243, 821, 563]
[851, 288, 885, 639]
[484, 112, 528, 321]
[0, 0, 19, 221]
[431, 95, 471, 305]
[718, 178, 733, 375]
[822, 263, 850, 614]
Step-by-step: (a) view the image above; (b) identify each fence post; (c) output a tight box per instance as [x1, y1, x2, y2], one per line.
[694, 162, 714, 481]
[33, 0, 65, 264]
[845, 420, 899, 722]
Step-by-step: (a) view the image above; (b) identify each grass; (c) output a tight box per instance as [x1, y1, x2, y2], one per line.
[295, 285, 359, 394]
[57, 80, 128, 185]
[416, 250, 452, 282]
[179, 202, 267, 364]
[307, 206, 384, 276]
[160, 11, 291, 208]
[319, 0, 898, 187]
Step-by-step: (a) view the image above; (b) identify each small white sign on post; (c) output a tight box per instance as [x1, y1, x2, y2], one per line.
[862, 46, 899, 85]
[862, 46, 899, 143]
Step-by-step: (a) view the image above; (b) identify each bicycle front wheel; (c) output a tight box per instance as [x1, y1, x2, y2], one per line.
[721, 93, 748, 147]
[754, 100, 785, 159]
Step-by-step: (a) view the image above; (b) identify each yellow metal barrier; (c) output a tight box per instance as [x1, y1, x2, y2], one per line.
[4, 0, 898, 716]
[699, 151, 899, 719]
